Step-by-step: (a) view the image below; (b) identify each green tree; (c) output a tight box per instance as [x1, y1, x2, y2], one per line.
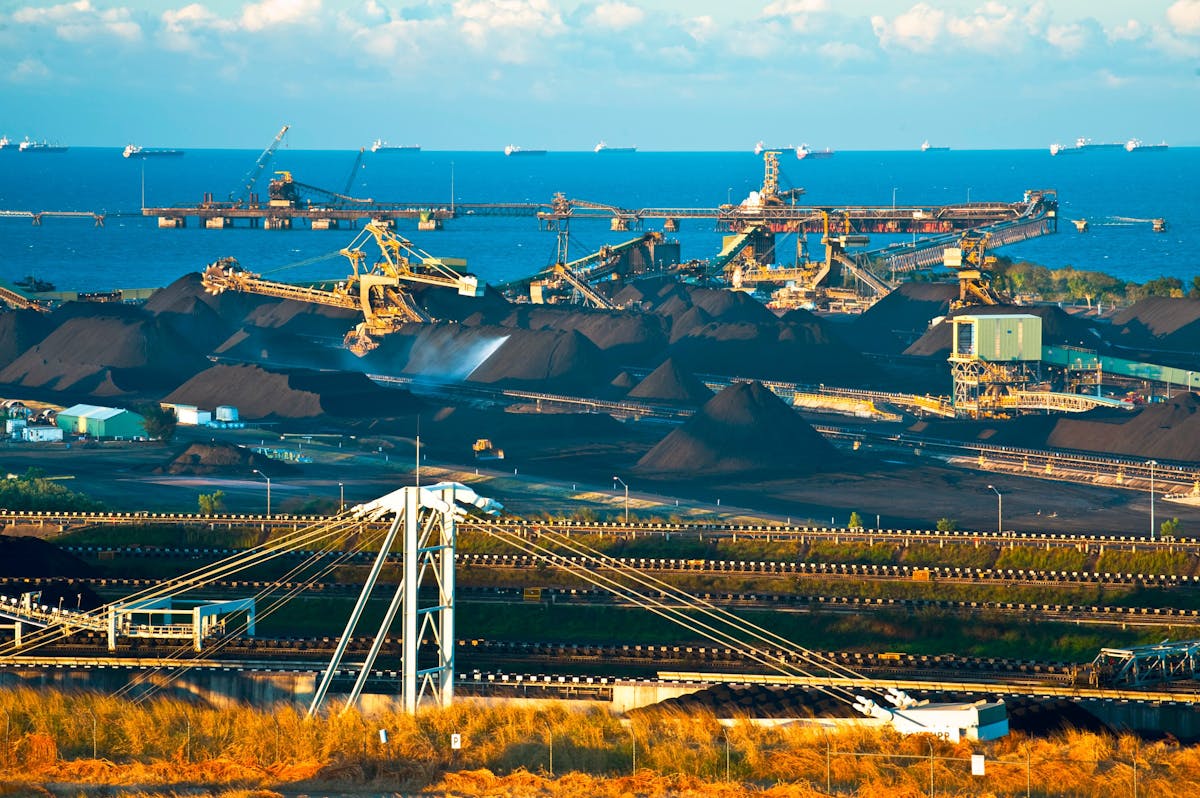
[1161, 517, 1181, 541]
[139, 405, 178, 441]
[198, 490, 226, 515]
[848, 511, 863, 529]
[935, 517, 958, 532]
[1189, 276, 1200, 300]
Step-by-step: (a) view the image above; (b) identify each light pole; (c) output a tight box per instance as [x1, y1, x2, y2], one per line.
[892, 186, 898, 210]
[987, 484, 1002, 535]
[1148, 460, 1157, 541]
[253, 469, 271, 517]
[613, 476, 629, 524]
[727, 186, 733, 205]
[338, 481, 345, 513]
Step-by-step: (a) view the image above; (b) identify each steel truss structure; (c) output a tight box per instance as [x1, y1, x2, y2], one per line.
[308, 483, 502, 715]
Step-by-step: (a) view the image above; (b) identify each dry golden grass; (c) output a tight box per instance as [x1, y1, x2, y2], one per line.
[1, 688, 1198, 796]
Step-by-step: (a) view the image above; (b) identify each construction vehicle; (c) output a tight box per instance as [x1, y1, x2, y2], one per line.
[202, 221, 483, 355]
[472, 438, 504, 460]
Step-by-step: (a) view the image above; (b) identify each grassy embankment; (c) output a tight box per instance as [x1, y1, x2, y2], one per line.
[0, 688, 1196, 798]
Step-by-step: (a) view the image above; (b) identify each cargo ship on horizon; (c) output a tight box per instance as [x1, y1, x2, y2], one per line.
[123, 144, 184, 158]
[921, 140, 950, 152]
[1050, 137, 1125, 155]
[370, 138, 420, 153]
[1125, 138, 1168, 152]
[796, 144, 833, 160]
[18, 137, 67, 153]
[594, 141, 636, 153]
[504, 145, 547, 156]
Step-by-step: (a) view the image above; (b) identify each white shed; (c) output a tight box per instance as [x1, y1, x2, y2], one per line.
[22, 425, 64, 443]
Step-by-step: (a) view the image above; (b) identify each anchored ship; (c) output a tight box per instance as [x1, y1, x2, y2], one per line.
[123, 144, 184, 158]
[1125, 138, 1168, 153]
[594, 141, 636, 154]
[1051, 137, 1123, 155]
[370, 139, 420, 153]
[0, 136, 14, 151]
[796, 144, 833, 160]
[18, 137, 67, 153]
[504, 145, 547, 156]
[921, 140, 950, 152]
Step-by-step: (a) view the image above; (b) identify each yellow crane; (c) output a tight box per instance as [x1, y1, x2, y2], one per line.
[202, 221, 482, 355]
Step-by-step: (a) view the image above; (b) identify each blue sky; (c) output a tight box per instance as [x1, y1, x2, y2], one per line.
[2, 0, 1198, 149]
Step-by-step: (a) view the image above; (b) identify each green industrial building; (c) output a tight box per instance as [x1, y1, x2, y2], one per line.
[55, 404, 146, 439]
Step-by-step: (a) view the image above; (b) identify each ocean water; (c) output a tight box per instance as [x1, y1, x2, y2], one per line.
[0, 147, 1195, 293]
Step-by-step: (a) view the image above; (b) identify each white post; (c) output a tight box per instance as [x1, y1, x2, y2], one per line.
[440, 490, 457, 708]
[988, 485, 1002, 535]
[1149, 460, 1157, 541]
[402, 485, 420, 714]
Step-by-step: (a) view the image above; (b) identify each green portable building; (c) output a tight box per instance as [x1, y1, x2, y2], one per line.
[55, 404, 146, 439]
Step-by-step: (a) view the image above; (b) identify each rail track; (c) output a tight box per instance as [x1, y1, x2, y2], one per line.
[45, 548, 1200, 588]
[6, 574, 1199, 630]
[6, 509, 1197, 552]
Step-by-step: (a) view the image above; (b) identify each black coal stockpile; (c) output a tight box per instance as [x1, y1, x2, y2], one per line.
[636, 381, 838, 477]
[846, 282, 958, 354]
[164, 363, 421, 419]
[0, 309, 58, 369]
[626, 357, 714, 406]
[1105, 297, 1200, 354]
[159, 442, 298, 477]
[638, 684, 859, 719]
[496, 305, 669, 366]
[460, 328, 619, 394]
[213, 326, 350, 372]
[668, 315, 872, 385]
[1048, 391, 1200, 461]
[0, 312, 211, 399]
[0, 536, 93, 578]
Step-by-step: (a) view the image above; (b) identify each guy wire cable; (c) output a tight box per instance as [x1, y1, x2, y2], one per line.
[531, 525, 879, 689]
[122, 524, 390, 703]
[478, 521, 866, 708]
[0, 511, 372, 659]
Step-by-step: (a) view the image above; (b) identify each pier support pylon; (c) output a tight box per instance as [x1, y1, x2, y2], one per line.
[307, 483, 501, 716]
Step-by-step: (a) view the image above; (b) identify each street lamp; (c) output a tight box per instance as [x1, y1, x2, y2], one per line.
[1148, 460, 1158, 541]
[338, 482, 345, 513]
[727, 186, 733, 205]
[892, 186, 898, 210]
[987, 484, 1002, 535]
[613, 476, 629, 524]
[252, 469, 271, 517]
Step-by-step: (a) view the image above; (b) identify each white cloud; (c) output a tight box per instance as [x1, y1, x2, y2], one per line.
[587, 2, 645, 30]
[1099, 69, 1130, 87]
[1046, 22, 1087, 55]
[817, 40, 871, 64]
[241, 0, 322, 32]
[760, 0, 829, 31]
[871, 3, 945, 52]
[161, 4, 236, 51]
[1167, 0, 1200, 35]
[13, 0, 142, 42]
[12, 57, 51, 81]
[726, 21, 785, 59]
[453, 0, 564, 62]
[1106, 19, 1143, 42]
[657, 44, 695, 67]
[945, 3, 1019, 48]
[684, 15, 717, 43]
